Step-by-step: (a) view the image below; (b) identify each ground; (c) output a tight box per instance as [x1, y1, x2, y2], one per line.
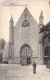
[0, 64, 50, 80]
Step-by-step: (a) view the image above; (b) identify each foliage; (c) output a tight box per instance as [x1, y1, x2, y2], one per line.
[39, 22, 50, 41]
[0, 38, 6, 50]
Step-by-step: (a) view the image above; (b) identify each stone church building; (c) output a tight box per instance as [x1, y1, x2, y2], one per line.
[3, 7, 49, 66]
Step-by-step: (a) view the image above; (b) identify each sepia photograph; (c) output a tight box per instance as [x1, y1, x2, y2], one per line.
[0, 0, 50, 80]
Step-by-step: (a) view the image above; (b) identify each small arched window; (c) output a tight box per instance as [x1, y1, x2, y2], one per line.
[45, 46, 50, 56]
[22, 19, 30, 27]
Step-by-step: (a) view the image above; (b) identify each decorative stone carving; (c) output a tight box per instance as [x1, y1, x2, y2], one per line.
[22, 19, 30, 27]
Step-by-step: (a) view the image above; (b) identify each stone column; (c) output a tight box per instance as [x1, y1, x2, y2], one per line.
[8, 43, 14, 64]
[39, 39, 44, 64]
[11, 43, 14, 63]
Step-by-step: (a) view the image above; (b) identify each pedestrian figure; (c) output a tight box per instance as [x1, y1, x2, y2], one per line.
[33, 62, 36, 73]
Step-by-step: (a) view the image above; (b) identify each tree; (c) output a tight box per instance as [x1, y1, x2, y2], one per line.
[0, 38, 6, 51]
[39, 22, 50, 42]
[39, 22, 50, 68]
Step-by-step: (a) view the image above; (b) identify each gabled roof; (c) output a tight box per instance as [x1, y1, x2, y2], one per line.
[15, 7, 38, 27]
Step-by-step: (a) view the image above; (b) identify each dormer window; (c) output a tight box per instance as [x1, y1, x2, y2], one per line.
[22, 19, 30, 27]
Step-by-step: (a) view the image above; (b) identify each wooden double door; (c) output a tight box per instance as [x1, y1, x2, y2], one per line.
[20, 45, 32, 66]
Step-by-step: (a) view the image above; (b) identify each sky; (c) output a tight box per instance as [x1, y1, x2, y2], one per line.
[0, 0, 50, 42]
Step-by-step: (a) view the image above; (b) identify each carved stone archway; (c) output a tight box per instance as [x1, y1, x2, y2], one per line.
[20, 44, 32, 66]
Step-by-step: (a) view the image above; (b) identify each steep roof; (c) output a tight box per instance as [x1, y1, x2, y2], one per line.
[15, 7, 38, 27]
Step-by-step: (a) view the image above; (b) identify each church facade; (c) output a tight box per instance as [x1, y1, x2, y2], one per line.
[3, 7, 46, 65]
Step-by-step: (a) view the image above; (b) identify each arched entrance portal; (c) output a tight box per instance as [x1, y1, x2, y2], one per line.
[20, 44, 32, 66]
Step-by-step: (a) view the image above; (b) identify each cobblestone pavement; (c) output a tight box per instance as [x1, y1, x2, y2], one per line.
[0, 64, 50, 80]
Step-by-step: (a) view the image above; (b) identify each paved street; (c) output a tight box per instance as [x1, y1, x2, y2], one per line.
[0, 64, 50, 80]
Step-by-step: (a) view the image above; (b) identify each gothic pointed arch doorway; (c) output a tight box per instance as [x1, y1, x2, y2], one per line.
[20, 44, 32, 66]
